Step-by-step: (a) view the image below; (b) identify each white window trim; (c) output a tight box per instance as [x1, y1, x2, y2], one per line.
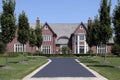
[42, 45, 51, 54]
[14, 43, 26, 52]
[75, 34, 87, 54]
[97, 44, 107, 54]
[43, 35, 51, 41]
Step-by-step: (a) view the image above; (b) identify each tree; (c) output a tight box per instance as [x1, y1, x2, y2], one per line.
[0, 0, 16, 65]
[99, 0, 112, 61]
[86, 17, 100, 55]
[112, 0, 120, 45]
[92, 16, 101, 46]
[29, 28, 36, 55]
[86, 19, 94, 53]
[92, 16, 101, 56]
[35, 22, 43, 50]
[17, 11, 29, 62]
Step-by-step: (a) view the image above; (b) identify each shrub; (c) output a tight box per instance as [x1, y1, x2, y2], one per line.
[111, 44, 120, 56]
[34, 50, 43, 56]
[61, 46, 70, 54]
[7, 52, 21, 57]
[86, 50, 93, 54]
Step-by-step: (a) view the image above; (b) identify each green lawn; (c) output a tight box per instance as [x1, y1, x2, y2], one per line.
[0, 56, 48, 80]
[78, 56, 120, 80]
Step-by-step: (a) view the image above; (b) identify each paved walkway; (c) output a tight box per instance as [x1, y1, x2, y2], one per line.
[23, 58, 108, 80]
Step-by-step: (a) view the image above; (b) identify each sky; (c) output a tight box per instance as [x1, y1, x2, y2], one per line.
[0, 0, 118, 24]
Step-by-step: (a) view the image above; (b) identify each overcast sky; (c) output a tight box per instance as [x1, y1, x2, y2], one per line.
[0, 0, 118, 24]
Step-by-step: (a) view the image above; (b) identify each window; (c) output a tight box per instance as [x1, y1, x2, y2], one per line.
[14, 43, 26, 52]
[79, 34, 84, 40]
[76, 35, 78, 41]
[79, 46, 84, 53]
[80, 26, 83, 29]
[42, 46, 51, 54]
[43, 35, 51, 41]
[97, 45, 106, 53]
[44, 26, 48, 30]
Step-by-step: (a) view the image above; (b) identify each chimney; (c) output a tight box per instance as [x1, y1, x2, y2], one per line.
[88, 17, 92, 25]
[36, 17, 40, 28]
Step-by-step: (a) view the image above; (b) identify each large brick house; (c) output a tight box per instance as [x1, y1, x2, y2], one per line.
[7, 18, 114, 54]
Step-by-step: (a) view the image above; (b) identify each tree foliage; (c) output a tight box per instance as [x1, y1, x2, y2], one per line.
[99, 0, 112, 44]
[29, 28, 36, 48]
[112, 0, 120, 45]
[35, 23, 43, 50]
[86, 20, 93, 48]
[86, 16, 100, 50]
[92, 16, 101, 46]
[0, 41, 5, 54]
[111, 44, 120, 56]
[17, 11, 29, 45]
[0, 0, 16, 44]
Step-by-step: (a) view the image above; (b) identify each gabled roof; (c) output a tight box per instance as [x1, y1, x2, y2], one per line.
[72, 22, 87, 34]
[48, 23, 80, 38]
[30, 23, 87, 39]
[42, 22, 57, 37]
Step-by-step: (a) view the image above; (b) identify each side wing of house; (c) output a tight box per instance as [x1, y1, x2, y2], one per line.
[42, 23, 57, 54]
[72, 23, 88, 54]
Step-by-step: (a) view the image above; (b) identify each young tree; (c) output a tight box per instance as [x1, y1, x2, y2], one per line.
[86, 17, 100, 55]
[35, 22, 43, 51]
[92, 16, 101, 46]
[86, 19, 94, 53]
[112, 0, 120, 45]
[99, 0, 112, 61]
[0, 0, 16, 65]
[29, 28, 36, 55]
[17, 11, 29, 62]
[92, 16, 101, 56]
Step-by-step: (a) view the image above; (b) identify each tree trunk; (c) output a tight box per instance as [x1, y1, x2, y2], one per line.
[104, 44, 107, 62]
[22, 44, 24, 62]
[31, 47, 33, 58]
[96, 46, 98, 56]
[5, 44, 8, 65]
[103, 43, 108, 64]
[89, 47, 92, 56]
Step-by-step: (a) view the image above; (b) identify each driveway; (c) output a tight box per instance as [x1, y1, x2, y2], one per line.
[32, 58, 95, 77]
[23, 58, 108, 80]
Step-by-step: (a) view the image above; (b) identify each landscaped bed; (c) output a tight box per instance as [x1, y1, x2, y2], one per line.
[78, 56, 120, 80]
[0, 56, 48, 80]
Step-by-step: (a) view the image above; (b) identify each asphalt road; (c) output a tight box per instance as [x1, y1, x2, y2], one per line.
[32, 58, 96, 77]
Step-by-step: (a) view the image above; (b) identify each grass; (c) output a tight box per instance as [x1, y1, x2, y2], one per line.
[0, 56, 48, 80]
[78, 56, 120, 80]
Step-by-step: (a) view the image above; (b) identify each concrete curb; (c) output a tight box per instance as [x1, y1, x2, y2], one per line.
[75, 59, 108, 80]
